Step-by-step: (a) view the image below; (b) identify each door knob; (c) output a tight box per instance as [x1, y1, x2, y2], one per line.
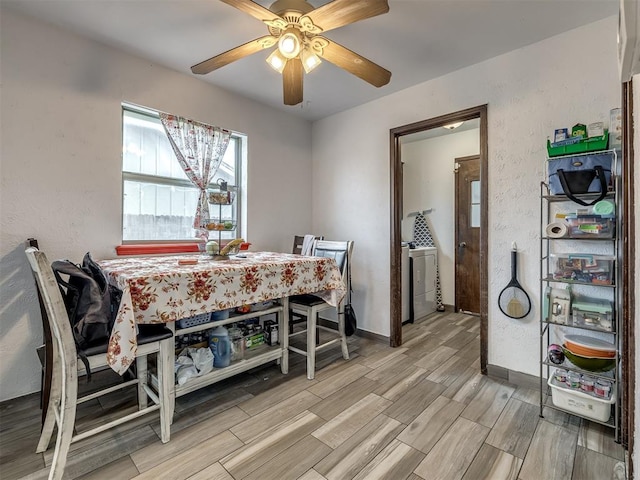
[458, 242, 467, 248]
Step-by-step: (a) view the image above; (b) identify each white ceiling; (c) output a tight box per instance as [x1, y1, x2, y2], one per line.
[3, 0, 618, 121]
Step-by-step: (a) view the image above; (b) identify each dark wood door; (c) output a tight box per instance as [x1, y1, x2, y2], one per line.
[455, 155, 481, 314]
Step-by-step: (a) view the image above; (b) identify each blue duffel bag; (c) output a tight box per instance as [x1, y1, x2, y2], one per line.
[547, 152, 613, 206]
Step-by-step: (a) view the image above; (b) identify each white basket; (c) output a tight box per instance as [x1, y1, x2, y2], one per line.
[547, 376, 616, 422]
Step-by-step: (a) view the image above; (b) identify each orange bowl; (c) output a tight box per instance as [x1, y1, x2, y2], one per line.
[565, 343, 615, 358]
[564, 335, 616, 358]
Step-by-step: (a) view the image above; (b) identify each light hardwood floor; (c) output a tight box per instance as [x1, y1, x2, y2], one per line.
[0, 312, 627, 480]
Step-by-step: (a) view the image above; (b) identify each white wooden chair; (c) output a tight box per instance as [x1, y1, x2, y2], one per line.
[291, 234, 323, 255]
[25, 247, 173, 480]
[288, 240, 353, 379]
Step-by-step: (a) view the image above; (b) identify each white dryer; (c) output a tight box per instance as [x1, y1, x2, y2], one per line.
[401, 245, 410, 323]
[409, 247, 438, 320]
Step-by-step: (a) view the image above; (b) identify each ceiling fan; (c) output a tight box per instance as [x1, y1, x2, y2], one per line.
[191, 0, 392, 106]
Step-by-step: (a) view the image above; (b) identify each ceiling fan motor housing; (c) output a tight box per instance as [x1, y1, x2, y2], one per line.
[269, 0, 314, 17]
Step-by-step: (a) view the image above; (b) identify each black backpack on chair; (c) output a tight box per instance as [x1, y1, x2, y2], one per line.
[51, 253, 122, 378]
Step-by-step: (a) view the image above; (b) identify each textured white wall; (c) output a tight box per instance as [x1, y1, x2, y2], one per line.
[401, 129, 480, 306]
[0, 10, 313, 401]
[311, 16, 620, 376]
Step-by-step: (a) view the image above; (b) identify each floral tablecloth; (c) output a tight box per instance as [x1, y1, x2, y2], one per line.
[99, 252, 346, 374]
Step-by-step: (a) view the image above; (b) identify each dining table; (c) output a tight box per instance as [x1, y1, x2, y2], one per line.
[98, 251, 347, 380]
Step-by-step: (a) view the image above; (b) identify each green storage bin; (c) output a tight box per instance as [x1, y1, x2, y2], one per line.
[547, 131, 609, 157]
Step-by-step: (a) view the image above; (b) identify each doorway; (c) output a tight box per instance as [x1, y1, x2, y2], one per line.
[455, 155, 481, 315]
[390, 105, 488, 374]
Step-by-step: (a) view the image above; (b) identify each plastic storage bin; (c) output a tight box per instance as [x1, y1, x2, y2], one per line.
[211, 309, 230, 321]
[176, 313, 212, 329]
[565, 215, 615, 238]
[571, 299, 614, 332]
[546, 131, 609, 157]
[550, 254, 614, 285]
[547, 376, 616, 422]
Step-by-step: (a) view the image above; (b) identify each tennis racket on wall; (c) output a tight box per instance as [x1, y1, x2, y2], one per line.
[498, 242, 531, 319]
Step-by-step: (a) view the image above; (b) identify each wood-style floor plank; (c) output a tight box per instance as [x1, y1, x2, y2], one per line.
[519, 420, 578, 480]
[310, 377, 379, 421]
[461, 443, 522, 480]
[311, 393, 392, 448]
[358, 347, 408, 370]
[130, 430, 243, 480]
[238, 374, 318, 417]
[374, 366, 428, 402]
[242, 435, 331, 480]
[460, 378, 515, 427]
[411, 345, 458, 372]
[485, 398, 539, 459]
[220, 411, 324, 479]
[541, 405, 582, 432]
[306, 363, 371, 399]
[397, 395, 465, 454]
[230, 390, 321, 443]
[351, 439, 424, 480]
[444, 370, 488, 404]
[442, 330, 478, 351]
[364, 353, 410, 383]
[426, 354, 476, 387]
[131, 406, 248, 472]
[297, 469, 328, 480]
[314, 414, 404, 480]
[75, 456, 140, 480]
[571, 446, 624, 480]
[382, 378, 445, 424]
[186, 462, 234, 480]
[577, 420, 625, 461]
[413, 417, 489, 480]
[511, 386, 540, 406]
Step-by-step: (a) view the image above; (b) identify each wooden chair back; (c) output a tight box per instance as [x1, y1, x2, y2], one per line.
[25, 247, 79, 393]
[28, 238, 53, 424]
[312, 240, 354, 291]
[292, 235, 323, 255]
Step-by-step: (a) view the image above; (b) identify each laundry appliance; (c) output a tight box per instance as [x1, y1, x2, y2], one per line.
[401, 245, 410, 323]
[409, 247, 438, 320]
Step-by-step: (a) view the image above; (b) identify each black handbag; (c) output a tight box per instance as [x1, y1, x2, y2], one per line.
[344, 255, 357, 336]
[547, 152, 613, 206]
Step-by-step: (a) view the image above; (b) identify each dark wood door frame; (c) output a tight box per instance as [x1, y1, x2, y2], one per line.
[390, 104, 489, 374]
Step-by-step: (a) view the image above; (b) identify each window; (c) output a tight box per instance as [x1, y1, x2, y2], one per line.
[122, 106, 242, 242]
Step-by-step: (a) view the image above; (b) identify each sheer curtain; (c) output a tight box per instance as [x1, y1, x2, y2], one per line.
[159, 113, 231, 240]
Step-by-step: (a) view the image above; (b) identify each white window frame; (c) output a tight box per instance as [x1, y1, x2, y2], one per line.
[121, 104, 243, 243]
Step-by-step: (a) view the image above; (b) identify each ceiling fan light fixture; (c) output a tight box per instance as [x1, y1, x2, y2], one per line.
[278, 28, 302, 59]
[266, 49, 287, 73]
[443, 121, 464, 130]
[300, 48, 321, 73]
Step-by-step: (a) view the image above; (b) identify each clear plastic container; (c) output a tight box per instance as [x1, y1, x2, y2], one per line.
[228, 326, 244, 362]
[550, 254, 615, 285]
[580, 375, 595, 393]
[553, 369, 567, 383]
[566, 372, 581, 389]
[565, 215, 615, 238]
[594, 379, 612, 399]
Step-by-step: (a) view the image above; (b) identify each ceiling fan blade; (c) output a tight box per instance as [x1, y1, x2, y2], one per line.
[317, 37, 391, 87]
[302, 0, 388, 33]
[219, 0, 284, 25]
[191, 35, 277, 75]
[283, 57, 303, 106]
